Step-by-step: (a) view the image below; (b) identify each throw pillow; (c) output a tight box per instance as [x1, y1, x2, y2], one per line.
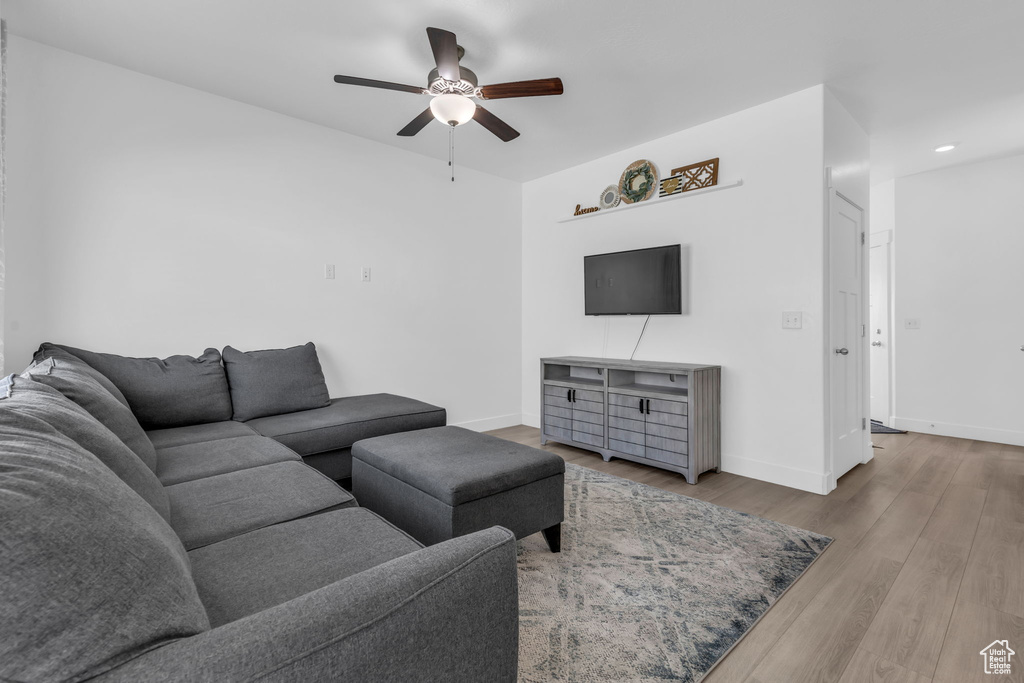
[2, 374, 170, 521]
[25, 357, 160, 473]
[42, 343, 233, 429]
[35, 342, 131, 407]
[222, 342, 331, 421]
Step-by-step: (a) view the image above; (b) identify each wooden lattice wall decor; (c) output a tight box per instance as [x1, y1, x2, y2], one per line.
[658, 157, 720, 197]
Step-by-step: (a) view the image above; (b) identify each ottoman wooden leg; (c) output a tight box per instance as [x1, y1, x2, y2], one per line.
[542, 523, 561, 553]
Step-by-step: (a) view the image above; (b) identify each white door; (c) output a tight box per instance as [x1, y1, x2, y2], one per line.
[869, 232, 892, 424]
[830, 192, 866, 481]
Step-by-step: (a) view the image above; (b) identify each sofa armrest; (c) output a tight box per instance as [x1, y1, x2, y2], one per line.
[95, 526, 519, 682]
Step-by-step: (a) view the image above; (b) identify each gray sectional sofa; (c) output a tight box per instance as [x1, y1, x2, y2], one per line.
[0, 343, 519, 682]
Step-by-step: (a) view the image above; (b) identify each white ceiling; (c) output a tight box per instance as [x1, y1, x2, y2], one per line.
[5, 0, 1024, 183]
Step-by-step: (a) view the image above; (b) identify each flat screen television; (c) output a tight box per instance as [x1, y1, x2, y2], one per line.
[584, 244, 682, 316]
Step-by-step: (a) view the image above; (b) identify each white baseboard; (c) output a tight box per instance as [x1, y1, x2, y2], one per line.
[452, 413, 523, 433]
[723, 455, 831, 495]
[893, 418, 1024, 447]
[521, 412, 541, 429]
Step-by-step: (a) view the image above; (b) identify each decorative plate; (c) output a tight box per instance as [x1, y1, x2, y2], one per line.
[618, 159, 659, 204]
[598, 185, 621, 210]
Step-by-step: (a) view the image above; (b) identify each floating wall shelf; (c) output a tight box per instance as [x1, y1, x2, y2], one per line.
[556, 179, 744, 223]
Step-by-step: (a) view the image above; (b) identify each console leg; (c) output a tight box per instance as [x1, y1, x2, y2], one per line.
[542, 523, 561, 553]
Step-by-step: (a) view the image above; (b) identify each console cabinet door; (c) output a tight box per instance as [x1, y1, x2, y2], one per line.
[607, 392, 647, 457]
[542, 384, 574, 442]
[644, 397, 688, 466]
[571, 387, 605, 447]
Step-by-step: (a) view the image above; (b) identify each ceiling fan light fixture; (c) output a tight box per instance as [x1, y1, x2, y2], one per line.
[430, 93, 476, 126]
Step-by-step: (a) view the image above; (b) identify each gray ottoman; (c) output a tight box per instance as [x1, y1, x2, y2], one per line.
[352, 426, 565, 551]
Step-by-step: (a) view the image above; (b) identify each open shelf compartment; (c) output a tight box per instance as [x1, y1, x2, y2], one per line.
[544, 363, 605, 387]
[608, 369, 689, 397]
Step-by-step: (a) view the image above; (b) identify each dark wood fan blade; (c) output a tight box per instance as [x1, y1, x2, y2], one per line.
[479, 77, 563, 100]
[426, 27, 461, 82]
[397, 108, 436, 137]
[334, 75, 425, 95]
[473, 105, 520, 142]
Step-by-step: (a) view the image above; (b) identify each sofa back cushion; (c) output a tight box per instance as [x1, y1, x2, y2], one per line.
[44, 343, 233, 429]
[0, 409, 209, 682]
[222, 342, 331, 421]
[36, 341, 131, 407]
[25, 357, 160, 472]
[3, 374, 171, 521]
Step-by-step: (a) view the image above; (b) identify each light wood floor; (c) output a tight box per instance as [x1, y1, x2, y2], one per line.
[487, 425, 1024, 683]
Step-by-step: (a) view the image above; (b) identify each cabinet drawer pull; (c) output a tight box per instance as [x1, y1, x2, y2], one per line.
[638, 399, 644, 414]
[567, 389, 572, 403]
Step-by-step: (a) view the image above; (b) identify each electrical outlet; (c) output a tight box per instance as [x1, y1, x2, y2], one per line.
[782, 311, 803, 329]
[324, 264, 335, 280]
[360, 266, 371, 282]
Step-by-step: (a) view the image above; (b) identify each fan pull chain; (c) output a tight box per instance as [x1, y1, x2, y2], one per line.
[449, 123, 455, 182]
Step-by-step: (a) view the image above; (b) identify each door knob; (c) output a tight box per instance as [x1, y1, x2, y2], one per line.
[871, 341, 882, 347]
[834, 348, 849, 355]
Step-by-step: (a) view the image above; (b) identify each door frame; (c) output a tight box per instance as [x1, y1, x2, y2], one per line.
[869, 230, 894, 426]
[823, 182, 872, 493]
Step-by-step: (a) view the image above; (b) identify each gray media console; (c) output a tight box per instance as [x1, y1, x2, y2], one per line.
[540, 356, 721, 484]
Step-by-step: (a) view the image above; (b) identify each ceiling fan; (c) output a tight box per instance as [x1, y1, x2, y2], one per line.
[333, 27, 563, 142]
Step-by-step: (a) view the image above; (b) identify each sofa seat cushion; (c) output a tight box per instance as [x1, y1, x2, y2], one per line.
[156, 435, 302, 486]
[222, 342, 331, 421]
[3, 374, 170, 521]
[147, 420, 258, 449]
[189, 508, 423, 627]
[45, 343, 233, 429]
[0, 409, 208, 682]
[165, 461, 356, 550]
[245, 393, 446, 458]
[25, 357, 159, 472]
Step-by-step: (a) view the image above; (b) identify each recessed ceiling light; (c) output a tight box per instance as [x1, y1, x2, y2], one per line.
[934, 143, 958, 152]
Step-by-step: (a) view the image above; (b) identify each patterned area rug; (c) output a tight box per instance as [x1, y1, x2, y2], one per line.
[516, 464, 832, 682]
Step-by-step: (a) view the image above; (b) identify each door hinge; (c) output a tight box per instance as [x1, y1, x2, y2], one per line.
[862, 324, 866, 337]
[862, 417, 867, 430]
[861, 232, 865, 245]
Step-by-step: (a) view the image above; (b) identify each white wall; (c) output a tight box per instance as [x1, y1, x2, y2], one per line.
[870, 180, 896, 235]
[824, 89, 870, 212]
[892, 153, 1024, 445]
[4, 37, 524, 430]
[521, 86, 833, 493]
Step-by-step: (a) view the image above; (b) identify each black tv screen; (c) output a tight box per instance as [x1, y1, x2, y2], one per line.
[584, 244, 682, 316]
